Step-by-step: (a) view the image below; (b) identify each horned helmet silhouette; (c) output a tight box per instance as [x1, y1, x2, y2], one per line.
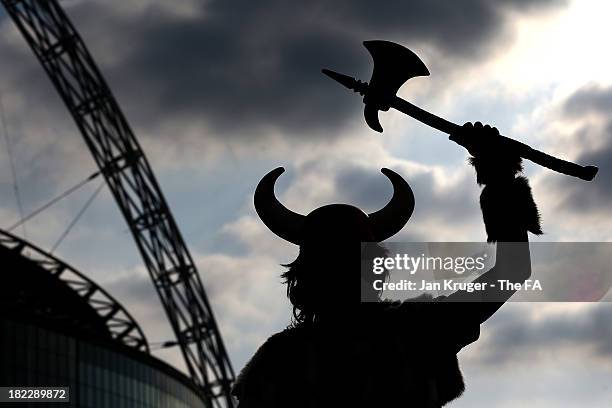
[255, 167, 414, 245]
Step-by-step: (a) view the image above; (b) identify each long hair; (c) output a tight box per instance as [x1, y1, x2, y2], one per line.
[282, 242, 389, 327]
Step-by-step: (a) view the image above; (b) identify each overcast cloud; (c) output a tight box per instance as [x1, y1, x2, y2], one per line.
[1, 0, 611, 406]
[3, 0, 567, 140]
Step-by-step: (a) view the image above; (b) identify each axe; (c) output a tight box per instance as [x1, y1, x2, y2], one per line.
[322, 40, 598, 181]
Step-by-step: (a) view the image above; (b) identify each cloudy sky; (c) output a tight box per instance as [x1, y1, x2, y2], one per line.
[1, 0, 612, 406]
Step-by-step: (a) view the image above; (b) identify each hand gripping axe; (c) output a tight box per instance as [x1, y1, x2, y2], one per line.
[322, 40, 598, 181]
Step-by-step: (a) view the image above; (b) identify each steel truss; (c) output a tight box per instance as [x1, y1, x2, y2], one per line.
[0, 1, 235, 406]
[0, 228, 150, 352]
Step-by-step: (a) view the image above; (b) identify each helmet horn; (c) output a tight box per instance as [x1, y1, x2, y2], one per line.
[254, 167, 306, 245]
[367, 168, 415, 241]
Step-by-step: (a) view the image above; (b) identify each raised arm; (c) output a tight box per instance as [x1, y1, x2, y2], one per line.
[445, 122, 542, 324]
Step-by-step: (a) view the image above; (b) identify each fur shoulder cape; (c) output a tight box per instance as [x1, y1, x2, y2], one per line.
[232, 299, 477, 407]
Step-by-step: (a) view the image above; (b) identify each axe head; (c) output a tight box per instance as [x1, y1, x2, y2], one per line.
[363, 40, 429, 132]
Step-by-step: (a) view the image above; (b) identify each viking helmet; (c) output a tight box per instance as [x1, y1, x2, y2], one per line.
[254, 167, 414, 244]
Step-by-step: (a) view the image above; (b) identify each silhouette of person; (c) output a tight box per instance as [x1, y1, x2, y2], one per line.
[232, 122, 542, 407]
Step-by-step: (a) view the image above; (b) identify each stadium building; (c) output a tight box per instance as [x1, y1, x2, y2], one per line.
[0, 229, 208, 407]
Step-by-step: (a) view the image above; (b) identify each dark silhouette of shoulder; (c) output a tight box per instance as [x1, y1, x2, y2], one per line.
[233, 295, 478, 407]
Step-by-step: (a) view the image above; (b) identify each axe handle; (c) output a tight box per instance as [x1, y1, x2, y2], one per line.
[392, 96, 598, 181]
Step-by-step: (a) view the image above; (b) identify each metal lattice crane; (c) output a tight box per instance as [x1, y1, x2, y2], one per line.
[1, 1, 235, 406]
